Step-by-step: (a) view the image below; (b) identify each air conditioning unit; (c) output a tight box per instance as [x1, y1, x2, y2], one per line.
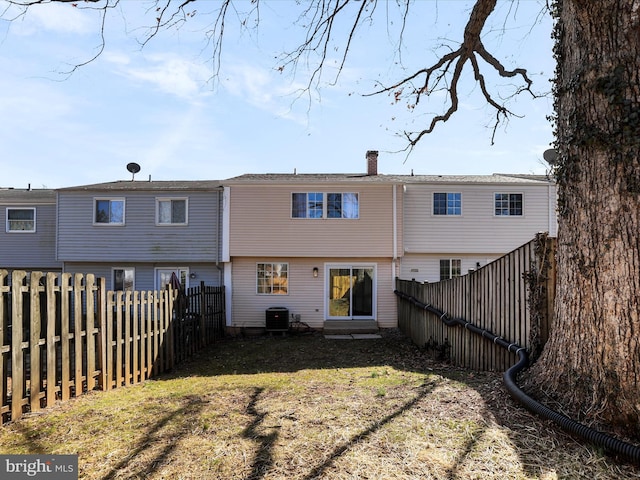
[265, 307, 289, 332]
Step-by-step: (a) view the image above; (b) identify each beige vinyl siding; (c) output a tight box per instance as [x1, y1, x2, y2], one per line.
[403, 183, 556, 254]
[228, 184, 398, 258]
[401, 253, 501, 284]
[231, 257, 396, 329]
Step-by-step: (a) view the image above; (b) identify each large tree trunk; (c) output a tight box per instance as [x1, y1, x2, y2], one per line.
[527, 0, 640, 436]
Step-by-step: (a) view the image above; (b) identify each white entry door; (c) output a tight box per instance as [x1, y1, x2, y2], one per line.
[326, 265, 375, 320]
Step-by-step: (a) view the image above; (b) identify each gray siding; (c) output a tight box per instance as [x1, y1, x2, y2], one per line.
[63, 262, 223, 291]
[0, 193, 60, 271]
[57, 190, 223, 263]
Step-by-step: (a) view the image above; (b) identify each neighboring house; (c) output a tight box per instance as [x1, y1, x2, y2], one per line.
[0, 187, 61, 274]
[400, 174, 557, 283]
[222, 151, 404, 333]
[56, 180, 224, 294]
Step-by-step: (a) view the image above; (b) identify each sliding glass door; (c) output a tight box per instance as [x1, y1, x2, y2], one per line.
[327, 265, 375, 319]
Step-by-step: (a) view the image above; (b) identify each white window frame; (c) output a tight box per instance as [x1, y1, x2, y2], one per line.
[94, 197, 126, 225]
[291, 192, 359, 219]
[439, 259, 462, 281]
[432, 192, 462, 216]
[112, 267, 135, 292]
[256, 262, 289, 295]
[6, 207, 36, 233]
[155, 267, 190, 291]
[494, 192, 524, 217]
[325, 263, 377, 320]
[156, 197, 188, 225]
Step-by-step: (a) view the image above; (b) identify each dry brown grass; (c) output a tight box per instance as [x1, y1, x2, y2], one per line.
[0, 330, 639, 479]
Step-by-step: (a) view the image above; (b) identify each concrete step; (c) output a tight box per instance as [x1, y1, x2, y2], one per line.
[322, 320, 378, 335]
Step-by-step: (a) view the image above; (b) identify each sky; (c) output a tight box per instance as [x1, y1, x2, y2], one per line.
[0, 0, 555, 189]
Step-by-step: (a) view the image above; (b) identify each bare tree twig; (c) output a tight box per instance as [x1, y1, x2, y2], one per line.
[1, 0, 544, 150]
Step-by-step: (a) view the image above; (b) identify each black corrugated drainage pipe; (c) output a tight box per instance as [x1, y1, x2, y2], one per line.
[394, 289, 640, 463]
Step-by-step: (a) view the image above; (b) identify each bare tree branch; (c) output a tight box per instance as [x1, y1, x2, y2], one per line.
[1, 0, 545, 150]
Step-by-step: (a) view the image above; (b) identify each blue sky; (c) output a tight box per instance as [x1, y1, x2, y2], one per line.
[0, 0, 554, 189]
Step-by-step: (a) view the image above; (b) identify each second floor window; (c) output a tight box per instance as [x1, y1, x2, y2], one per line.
[433, 193, 461, 215]
[292, 192, 359, 219]
[440, 259, 461, 281]
[292, 192, 323, 218]
[328, 193, 359, 218]
[495, 193, 523, 216]
[95, 198, 125, 225]
[6, 208, 35, 232]
[157, 198, 187, 225]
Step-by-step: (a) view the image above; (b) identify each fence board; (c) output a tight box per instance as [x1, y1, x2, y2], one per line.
[11, 270, 26, 421]
[0, 270, 9, 419]
[396, 236, 556, 372]
[1, 271, 225, 425]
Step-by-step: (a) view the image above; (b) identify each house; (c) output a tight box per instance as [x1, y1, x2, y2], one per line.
[222, 151, 403, 333]
[400, 174, 558, 283]
[2, 152, 557, 334]
[0, 187, 61, 274]
[222, 152, 557, 333]
[56, 180, 225, 293]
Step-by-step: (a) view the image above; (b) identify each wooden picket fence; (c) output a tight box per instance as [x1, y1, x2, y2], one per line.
[0, 270, 225, 424]
[395, 234, 556, 371]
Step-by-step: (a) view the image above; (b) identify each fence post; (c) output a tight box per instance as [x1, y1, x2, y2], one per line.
[200, 281, 206, 346]
[124, 291, 132, 386]
[11, 270, 27, 421]
[45, 273, 58, 407]
[85, 274, 96, 391]
[73, 274, 84, 397]
[59, 273, 72, 401]
[96, 277, 107, 391]
[29, 271, 44, 414]
[0, 270, 9, 419]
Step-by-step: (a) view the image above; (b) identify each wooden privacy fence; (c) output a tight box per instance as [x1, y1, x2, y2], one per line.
[0, 270, 225, 424]
[396, 234, 556, 372]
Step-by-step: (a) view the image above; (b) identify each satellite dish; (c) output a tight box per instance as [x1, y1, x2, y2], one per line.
[543, 149, 558, 165]
[126, 162, 141, 180]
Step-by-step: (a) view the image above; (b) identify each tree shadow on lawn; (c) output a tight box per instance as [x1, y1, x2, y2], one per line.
[9, 330, 632, 479]
[165, 330, 640, 479]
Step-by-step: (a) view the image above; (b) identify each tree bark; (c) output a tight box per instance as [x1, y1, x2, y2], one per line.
[527, 0, 640, 436]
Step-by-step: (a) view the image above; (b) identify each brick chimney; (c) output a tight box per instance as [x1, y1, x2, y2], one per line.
[366, 150, 378, 175]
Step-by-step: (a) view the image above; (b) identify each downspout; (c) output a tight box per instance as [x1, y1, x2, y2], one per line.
[392, 184, 398, 282]
[216, 186, 223, 285]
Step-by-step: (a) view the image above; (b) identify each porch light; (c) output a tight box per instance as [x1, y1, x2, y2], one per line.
[313, 267, 319, 278]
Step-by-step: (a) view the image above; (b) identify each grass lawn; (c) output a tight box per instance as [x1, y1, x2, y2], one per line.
[0, 330, 638, 479]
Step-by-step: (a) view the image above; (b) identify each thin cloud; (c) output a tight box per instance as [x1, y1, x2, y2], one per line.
[107, 52, 212, 101]
[6, 3, 96, 36]
[222, 61, 316, 124]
